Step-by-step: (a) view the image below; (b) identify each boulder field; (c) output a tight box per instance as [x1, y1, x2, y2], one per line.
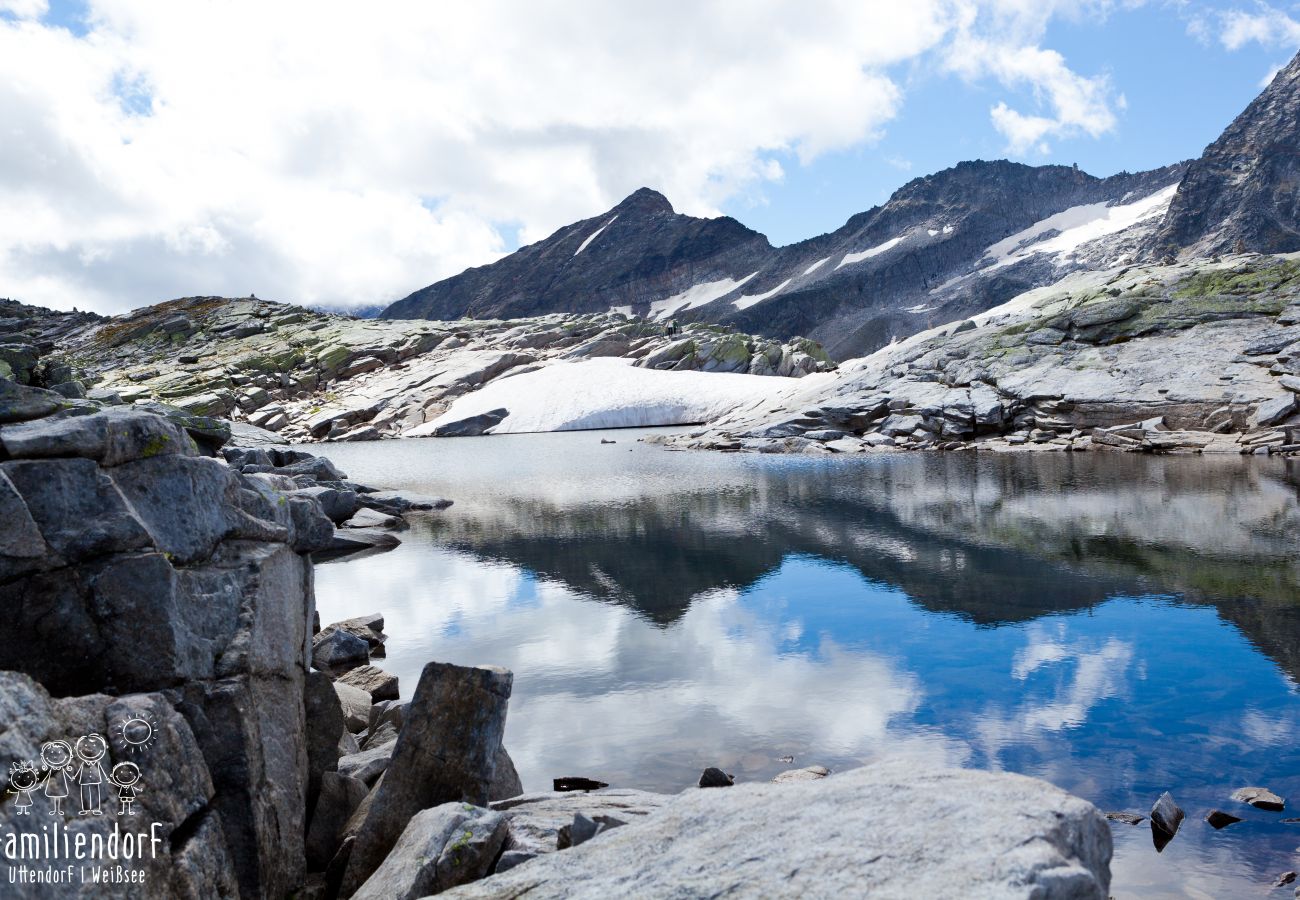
[0, 376, 1112, 898]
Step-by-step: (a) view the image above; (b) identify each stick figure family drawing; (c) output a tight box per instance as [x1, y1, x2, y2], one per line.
[6, 733, 144, 817]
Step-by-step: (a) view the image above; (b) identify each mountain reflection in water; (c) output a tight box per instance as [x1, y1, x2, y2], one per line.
[315, 430, 1300, 899]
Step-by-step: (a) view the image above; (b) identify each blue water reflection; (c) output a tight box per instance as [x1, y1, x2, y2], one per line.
[314, 431, 1300, 898]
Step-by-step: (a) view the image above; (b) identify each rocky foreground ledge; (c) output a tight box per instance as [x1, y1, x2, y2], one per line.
[0, 375, 1111, 898]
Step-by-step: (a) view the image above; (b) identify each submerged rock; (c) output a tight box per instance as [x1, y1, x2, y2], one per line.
[1232, 786, 1286, 810]
[1150, 792, 1185, 852]
[698, 766, 735, 788]
[1104, 812, 1146, 826]
[1205, 809, 1243, 829]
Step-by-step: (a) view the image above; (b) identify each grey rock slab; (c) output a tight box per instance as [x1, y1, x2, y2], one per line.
[305, 669, 347, 813]
[343, 506, 404, 529]
[351, 803, 510, 900]
[334, 679, 374, 732]
[1255, 394, 1297, 426]
[0, 407, 197, 465]
[291, 484, 361, 524]
[307, 771, 370, 870]
[771, 765, 830, 783]
[317, 527, 402, 559]
[340, 662, 513, 895]
[0, 377, 63, 423]
[490, 746, 524, 802]
[1, 457, 153, 562]
[338, 743, 392, 785]
[314, 626, 371, 672]
[109, 454, 242, 564]
[446, 762, 1112, 899]
[431, 407, 509, 437]
[489, 788, 670, 855]
[339, 664, 400, 701]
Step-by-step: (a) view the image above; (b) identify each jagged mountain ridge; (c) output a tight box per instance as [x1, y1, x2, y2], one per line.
[1151, 51, 1300, 257]
[385, 163, 1185, 359]
[385, 48, 1300, 360]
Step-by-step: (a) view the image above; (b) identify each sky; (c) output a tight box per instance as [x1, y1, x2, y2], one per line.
[1, 1, 1297, 316]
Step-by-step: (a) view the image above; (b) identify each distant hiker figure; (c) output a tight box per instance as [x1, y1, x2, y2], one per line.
[667, 319, 678, 336]
[7, 761, 39, 815]
[40, 740, 74, 815]
[110, 762, 142, 816]
[73, 734, 111, 816]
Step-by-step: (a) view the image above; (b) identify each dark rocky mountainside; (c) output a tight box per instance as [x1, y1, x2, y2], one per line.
[385, 164, 1185, 360]
[1151, 51, 1300, 257]
[385, 48, 1300, 361]
[384, 188, 771, 322]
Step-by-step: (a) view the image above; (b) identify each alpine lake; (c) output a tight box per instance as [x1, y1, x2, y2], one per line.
[314, 428, 1300, 899]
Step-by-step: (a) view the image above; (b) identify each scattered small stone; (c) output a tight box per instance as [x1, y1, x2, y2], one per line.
[1233, 786, 1286, 811]
[1205, 810, 1243, 829]
[553, 777, 609, 792]
[777, 755, 795, 764]
[1104, 812, 1146, 826]
[600, 438, 616, 444]
[698, 767, 735, 788]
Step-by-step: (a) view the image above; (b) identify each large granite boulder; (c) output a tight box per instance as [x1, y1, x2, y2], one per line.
[444, 762, 1112, 899]
[0, 378, 335, 899]
[339, 662, 513, 895]
[351, 803, 510, 900]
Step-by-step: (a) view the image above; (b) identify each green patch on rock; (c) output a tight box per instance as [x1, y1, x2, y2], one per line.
[1173, 259, 1300, 299]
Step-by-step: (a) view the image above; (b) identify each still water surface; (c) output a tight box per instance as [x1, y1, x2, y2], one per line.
[314, 430, 1300, 899]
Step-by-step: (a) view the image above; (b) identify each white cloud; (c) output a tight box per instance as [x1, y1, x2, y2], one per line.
[946, 34, 1122, 155]
[0, 1, 1136, 314]
[1217, 4, 1300, 50]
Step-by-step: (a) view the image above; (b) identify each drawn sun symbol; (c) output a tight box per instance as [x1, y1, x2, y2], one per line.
[112, 715, 159, 753]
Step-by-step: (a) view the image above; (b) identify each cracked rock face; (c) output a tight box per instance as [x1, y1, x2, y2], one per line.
[1152, 51, 1300, 258]
[0, 379, 333, 899]
[442, 761, 1112, 900]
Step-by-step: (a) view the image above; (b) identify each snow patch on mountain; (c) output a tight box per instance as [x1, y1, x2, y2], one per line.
[574, 216, 618, 256]
[733, 279, 792, 310]
[409, 357, 799, 435]
[836, 236, 906, 270]
[649, 272, 758, 319]
[981, 184, 1178, 271]
[803, 256, 831, 275]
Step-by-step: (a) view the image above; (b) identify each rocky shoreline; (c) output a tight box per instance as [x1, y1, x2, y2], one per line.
[0, 374, 1121, 898]
[1, 297, 833, 444]
[668, 254, 1300, 458]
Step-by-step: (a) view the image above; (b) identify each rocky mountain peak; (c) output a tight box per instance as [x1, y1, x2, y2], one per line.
[614, 186, 676, 217]
[1150, 49, 1300, 256]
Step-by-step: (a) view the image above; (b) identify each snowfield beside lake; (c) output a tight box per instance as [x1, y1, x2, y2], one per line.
[409, 357, 809, 435]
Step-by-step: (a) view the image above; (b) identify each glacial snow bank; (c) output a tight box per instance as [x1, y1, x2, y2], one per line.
[408, 357, 808, 436]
